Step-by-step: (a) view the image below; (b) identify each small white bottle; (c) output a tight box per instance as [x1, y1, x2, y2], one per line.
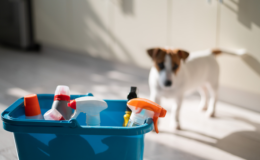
[44, 108, 65, 120]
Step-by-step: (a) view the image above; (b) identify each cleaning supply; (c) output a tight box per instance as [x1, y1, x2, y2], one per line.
[24, 94, 43, 119]
[44, 108, 65, 120]
[51, 85, 72, 120]
[68, 96, 108, 126]
[123, 86, 138, 127]
[126, 98, 167, 133]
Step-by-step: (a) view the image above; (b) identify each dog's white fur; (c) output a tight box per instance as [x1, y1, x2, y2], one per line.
[148, 48, 245, 129]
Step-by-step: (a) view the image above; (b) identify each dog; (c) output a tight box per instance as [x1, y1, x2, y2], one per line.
[147, 47, 244, 130]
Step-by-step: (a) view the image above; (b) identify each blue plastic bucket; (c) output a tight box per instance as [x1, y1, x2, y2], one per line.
[1, 94, 153, 160]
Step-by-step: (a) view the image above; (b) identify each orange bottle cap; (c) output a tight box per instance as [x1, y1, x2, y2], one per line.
[24, 94, 41, 116]
[127, 98, 167, 133]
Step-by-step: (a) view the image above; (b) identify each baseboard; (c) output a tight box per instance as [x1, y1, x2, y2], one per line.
[218, 85, 260, 112]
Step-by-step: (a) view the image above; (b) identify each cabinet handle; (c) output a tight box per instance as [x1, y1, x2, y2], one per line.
[208, 0, 223, 3]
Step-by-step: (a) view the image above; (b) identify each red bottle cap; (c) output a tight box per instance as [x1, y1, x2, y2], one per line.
[54, 85, 70, 101]
[68, 100, 76, 109]
[24, 94, 41, 116]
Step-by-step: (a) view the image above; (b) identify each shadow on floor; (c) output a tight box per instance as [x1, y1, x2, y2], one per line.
[144, 139, 206, 160]
[0, 46, 150, 106]
[162, 117, 260, 160]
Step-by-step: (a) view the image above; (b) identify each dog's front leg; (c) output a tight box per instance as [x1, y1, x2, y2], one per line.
[206, 84, 218, 117]
[172, 96, 183, 130]
[150, 91, 161, 130]
[150, 91, 161, 105]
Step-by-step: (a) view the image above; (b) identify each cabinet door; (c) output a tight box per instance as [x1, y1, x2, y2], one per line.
[70, 0, 114, 59]
[33, 0, 74, 49]
[112, 0, 168, 68]
[170, 0, 218, 51]
[217, 0, 260, 95]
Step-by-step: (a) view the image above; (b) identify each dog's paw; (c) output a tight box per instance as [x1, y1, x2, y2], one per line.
[206, 111, 215, 118]
[176, 124, 181, 130]
[198, 105, 208, 112]
[202, 106, 208, 111]
[198, 103, 208, 112]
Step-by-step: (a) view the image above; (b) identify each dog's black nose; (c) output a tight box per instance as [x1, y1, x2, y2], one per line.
[164, 80, 172, 87]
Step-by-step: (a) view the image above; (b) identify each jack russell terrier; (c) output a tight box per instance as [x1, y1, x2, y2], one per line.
[147, 47, 245, 130]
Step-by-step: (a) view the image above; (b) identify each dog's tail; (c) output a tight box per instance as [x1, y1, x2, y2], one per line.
[212, 48, 247, 56]
[212, 48, 260, 77]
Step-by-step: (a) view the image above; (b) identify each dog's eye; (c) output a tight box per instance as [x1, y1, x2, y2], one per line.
[172, 64, 179, 70]
[158, 62, 165, 70]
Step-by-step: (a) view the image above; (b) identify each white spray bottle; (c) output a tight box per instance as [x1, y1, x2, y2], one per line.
[67, 97, 108, 126]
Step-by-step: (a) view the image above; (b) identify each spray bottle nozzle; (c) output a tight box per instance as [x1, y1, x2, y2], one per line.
[127, 86, 137, 100]
[127, 98, 167, 133]
[67, 100, 76, 109]
[159, 108, 167, 117]
[130, 86, 137, 93]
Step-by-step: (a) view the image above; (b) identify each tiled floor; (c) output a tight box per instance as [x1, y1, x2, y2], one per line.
[0, 46, 260, 160]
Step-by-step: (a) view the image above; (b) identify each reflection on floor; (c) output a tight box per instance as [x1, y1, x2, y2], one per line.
[0, 47, 260, 160]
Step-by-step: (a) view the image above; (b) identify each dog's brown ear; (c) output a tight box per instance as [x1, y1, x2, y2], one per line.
[174, 49, 189, 61]
[147, 48, 158, 59]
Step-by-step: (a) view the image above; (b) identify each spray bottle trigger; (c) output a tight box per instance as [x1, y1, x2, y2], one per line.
[153, 117, 159, 133]
[159, 108, 167, 117]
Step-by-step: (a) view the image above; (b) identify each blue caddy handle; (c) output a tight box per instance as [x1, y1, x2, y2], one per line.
[1, 97, 24, 120]
[2, 94, 154, 135]
[1, 94, 78, 128]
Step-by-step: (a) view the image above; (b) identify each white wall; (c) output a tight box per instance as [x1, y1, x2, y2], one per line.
[112, 0, 168, 68]
[34, 0, 114, 58]
[169, 0, 218, 51]
[33, 0, 260, 110]
[217, 0, 260, 95]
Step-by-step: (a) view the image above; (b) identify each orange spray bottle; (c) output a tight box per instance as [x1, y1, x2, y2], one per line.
[126, 98, 167, 133]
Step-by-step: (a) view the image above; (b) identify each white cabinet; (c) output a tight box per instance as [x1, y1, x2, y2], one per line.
[33, 0, 74, 49]
[170, 0, 218, 51]
[70, 0, 114, 59]
[34, 0, 114, 57]
[217, 0, 260, 95]
[33, 0, 260, 107]
[112, 0, 168, 68]
[112, 0, 219, 67]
